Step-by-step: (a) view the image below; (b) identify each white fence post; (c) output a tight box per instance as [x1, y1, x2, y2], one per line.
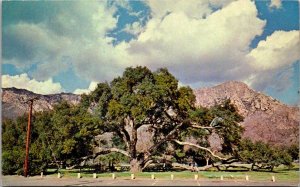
[171, 174, 174, 180]
[131, 173, 135, 180]
[271, 176, 275, 182]
[151, 174, 155, 179]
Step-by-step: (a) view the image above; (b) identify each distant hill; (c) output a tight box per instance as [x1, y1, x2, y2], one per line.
[2, 87, 81, 120]
[194, 81, 299, 146]
[2, 81, 299, 146]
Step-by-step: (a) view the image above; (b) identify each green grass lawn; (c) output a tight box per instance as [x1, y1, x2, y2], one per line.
[46, 164, 299, 182]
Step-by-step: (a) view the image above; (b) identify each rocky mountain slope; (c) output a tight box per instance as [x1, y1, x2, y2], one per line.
[2, 87, 81, 119]
[194, 81, 299, 146]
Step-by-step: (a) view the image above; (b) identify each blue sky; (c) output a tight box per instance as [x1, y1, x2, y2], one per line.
[2, 0, 299, 105]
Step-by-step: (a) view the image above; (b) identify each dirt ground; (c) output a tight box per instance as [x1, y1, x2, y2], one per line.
[2, 175, 299, 186]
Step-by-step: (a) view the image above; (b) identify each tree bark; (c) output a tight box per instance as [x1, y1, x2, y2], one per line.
[251, 163, 255, 171]
[130, 158, 143, 173]
[130, 126, 137, 159]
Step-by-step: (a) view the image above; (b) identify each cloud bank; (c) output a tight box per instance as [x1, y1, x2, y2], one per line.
[2, 74, 63, 94]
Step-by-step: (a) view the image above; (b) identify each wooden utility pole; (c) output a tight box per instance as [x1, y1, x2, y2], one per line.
[24, 98, 34, 177]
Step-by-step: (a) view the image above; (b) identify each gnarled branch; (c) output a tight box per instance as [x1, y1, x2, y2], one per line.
[95, 147, 130, 157]
[142, 159, 153, 170]
[190, 123, 215, 129]
[189, 117, 223, 129]
[172, 140, 226, 160]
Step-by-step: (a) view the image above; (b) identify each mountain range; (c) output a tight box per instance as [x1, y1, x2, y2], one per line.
[2, 81, 299, 146]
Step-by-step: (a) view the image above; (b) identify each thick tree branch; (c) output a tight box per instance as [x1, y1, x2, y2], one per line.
[172, 140, 227, 160]
[115, 130, 129, 149]
[120, 125, 131, 148]
[142, 159, 153, 170]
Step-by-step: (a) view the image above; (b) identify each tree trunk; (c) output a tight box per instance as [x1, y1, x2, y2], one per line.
[129, 120, 142, 173]
[129, 120, 138, 160]
[130, 159, 143, 173]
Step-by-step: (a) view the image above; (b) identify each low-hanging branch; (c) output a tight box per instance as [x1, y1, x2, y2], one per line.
[172, 139, 227, 160]
[96, 147, 130, 157]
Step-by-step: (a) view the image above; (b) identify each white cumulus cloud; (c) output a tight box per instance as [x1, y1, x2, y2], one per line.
[73, 81, 98, 95]
[246, 30, 300, 91]
[2, 74, 63, 94]
[127, 0, 265, 84]
[248, 30, 299, 71]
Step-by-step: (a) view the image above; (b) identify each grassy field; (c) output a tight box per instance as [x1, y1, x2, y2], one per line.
[46, 164, 299, 182]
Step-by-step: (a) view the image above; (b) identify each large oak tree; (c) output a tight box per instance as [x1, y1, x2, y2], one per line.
[82, 66, 243, 172]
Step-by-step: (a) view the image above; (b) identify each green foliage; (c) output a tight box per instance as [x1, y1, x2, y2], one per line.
[2, 101, 100, 175]
[87, 66, 196, 147]
[286, 144, 299, 161]
[238, 139, 293, 171]
[36, 101, 100, 166]
[2, 117, 27, 175]
[96, 152, 129, 166]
